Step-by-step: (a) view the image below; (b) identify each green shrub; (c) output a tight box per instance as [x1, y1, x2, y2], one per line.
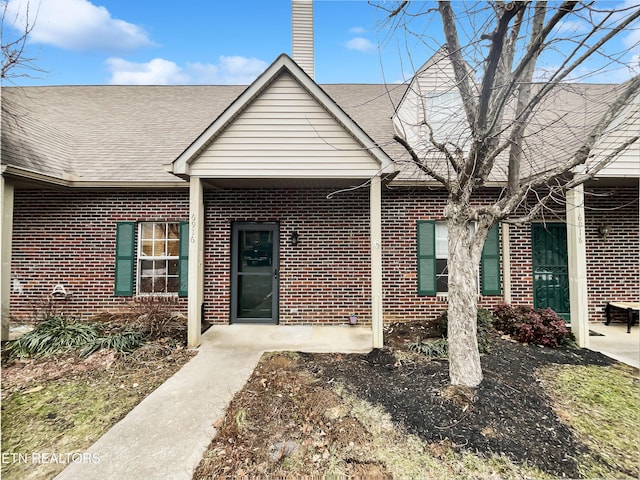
[493, 303, 573, 348]
[407, 338, 449, 358]
[80, 330, 146, 357]
[6, 315, 146, 358]
[6, 316, 100, 358]
[408, 308, 495, 359]
[438, 308, 495, 353]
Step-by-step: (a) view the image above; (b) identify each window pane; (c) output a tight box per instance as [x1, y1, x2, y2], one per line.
[140, 277, 153, 293]
[168, 224, 179, 239]
[168, 259, 179, 275]
[435, 222, 448, 258]
[436, 259, 448, 293]
[153, 239, 166, 256]
[141, 260, 154, 275]
[153, 260, 168, 274]
[167, 240, 179, 257]
[154, 277, 167, 293]
[141, 241, 153, 256]
[436, 275, 448, 293]
[167, 277, 178, 292]
[141, 223, 154, 239]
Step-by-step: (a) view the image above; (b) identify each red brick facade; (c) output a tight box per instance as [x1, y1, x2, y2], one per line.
[202, 188, 371, 325]
[10, 189, 189, 320]
[381, 188, 505, 323]
[584, 185, 639, 322]
[8, 184, 638, 326]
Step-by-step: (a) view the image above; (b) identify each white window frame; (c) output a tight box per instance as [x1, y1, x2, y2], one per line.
[137, 222, 180, 295]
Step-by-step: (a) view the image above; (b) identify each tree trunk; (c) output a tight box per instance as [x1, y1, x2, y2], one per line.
[447, 217, 483, 387]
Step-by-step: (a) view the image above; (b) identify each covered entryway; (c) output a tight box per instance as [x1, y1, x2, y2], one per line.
[172, 55, 393, 348]
[532, 223, 570, 321]
[231, 223, 279, 324]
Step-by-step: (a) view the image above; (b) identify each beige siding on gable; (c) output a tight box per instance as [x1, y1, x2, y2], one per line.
[190, 74, 381, 178]
[591, 94, 640, 178]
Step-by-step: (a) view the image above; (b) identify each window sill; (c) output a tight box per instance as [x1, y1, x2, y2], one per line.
[134, 293, 180, 298]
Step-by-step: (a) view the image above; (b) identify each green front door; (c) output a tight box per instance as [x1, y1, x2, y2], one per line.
[532, 223, 570, 321]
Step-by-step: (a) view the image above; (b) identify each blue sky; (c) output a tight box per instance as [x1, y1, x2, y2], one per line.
[3, 0, 426, 85]
[3, 0, 639, 86]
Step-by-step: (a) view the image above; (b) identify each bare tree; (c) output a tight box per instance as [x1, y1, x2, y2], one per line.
[1, 0, 41, 82]
[376, 1, 640, 387]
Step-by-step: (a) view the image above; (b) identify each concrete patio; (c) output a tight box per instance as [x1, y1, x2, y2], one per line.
[588, 321, 639, 368]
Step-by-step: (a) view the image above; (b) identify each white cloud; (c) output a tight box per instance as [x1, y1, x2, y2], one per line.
[5, 0, 154, 53]
[210, 56, 268, 84]
[106, 58, 188, 85]
[349, 26, 366, 34]
[345, 37, 376, 53]
[107, 56, 268, 85]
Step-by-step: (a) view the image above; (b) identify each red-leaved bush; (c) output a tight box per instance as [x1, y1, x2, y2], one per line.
[493, 303, 571, 348]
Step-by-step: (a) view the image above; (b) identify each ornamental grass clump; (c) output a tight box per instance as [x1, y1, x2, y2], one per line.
[80, 330, 146, 357]
[6, 315, 146, 358]
[6, 315, 100, 358]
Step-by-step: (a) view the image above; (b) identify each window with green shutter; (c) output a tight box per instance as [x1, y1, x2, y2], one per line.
[417, 221, 500, 296]
[114, 222, 136, 296]
[481, 224, 501, 295]
[114, 221, 189, 297]
[417, 221, 436, 296]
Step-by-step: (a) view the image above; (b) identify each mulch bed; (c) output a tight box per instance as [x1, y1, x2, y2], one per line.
[299, 338, 616, 478]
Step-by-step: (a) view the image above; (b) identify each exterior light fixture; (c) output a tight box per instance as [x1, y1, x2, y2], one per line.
[290, 231, 299, 246]
[598, 223, 611, 239]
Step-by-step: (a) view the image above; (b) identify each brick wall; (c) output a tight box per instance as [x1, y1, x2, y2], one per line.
[10, 189, 189, 321]
[506, 185, 638, 323]
[381, 188, 505, 323]
[584, 185, 639, 322]
[203, 187, 371, 325]
[9, 184, 637, 327]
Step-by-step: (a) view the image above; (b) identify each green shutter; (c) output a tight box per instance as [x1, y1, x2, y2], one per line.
[481, 223, 501, 295]
[178, 221, 189, 297]
[417, 221, 436, 296]
[114, 222, 135, 296]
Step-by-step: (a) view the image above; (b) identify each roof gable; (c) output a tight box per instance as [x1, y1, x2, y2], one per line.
[172, 54, 394, 178]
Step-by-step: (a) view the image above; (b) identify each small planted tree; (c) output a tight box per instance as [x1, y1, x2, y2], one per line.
[376, 1, 640, 387]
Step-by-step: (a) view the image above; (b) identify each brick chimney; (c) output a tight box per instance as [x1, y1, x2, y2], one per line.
[292, 0, 314, 79]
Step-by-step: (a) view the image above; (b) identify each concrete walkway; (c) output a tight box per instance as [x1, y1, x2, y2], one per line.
[588, 322, 639, 369]
[55, 325, 372, 480]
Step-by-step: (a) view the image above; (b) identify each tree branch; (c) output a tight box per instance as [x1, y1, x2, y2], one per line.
[438, 2, 478, 129]
[393, 134, 449, 185]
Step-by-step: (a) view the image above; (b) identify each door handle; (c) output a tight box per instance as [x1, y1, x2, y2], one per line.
[274, 268, 279, 279]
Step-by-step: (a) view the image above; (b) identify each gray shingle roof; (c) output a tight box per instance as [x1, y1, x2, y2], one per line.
[1, 83, 406, 186]
[2, 79, 635, 187]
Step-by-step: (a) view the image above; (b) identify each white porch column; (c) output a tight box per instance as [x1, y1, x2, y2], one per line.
[501, 223, 512, 304]
[566, 185, 589, 348]
[370, 175, 383, 348]
[188, 177, 205, 348]
[1, 176, 14, 341]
